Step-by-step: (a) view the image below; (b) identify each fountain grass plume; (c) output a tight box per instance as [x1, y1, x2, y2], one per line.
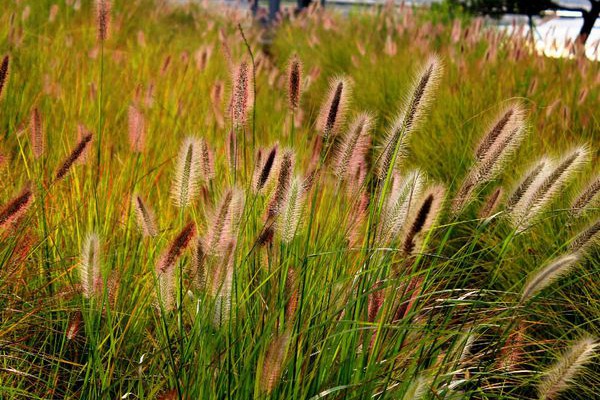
[30, 107, 44, 159]
[132, 194, 158, 238]
[377, 56, 442, 179]
[537, 336, 598, 400]
[128, 105, 146, 153]
[380, 170, 425, 244]
[253, 144, 278, 193]
[287, 54, 302, 111]
[0, 55, 9, 100]
[521, 254, 580, 302]
[231, 60, 253, 129]
[171, 137, 202, 208]
[452, 103, 526, 213]
[316, 76, 352, 141]
[510, 146, 590, 231]
[333, 112, 373, 181]
[277, 176, 306, 243]
[95, 0, 111, 42]
[260, 331, 290, 394]
[0, 186, 34, 229]
[192, 238, 206, 291]
[268, 150, 294, 220]
[55, 132, 93, 181]
[569, 218, 599, 254]
[479, 187, 503, 219]
[199, 138, 215, 182]
[156, 222, 196, 310]
[211, 240, 236, 327]
[402, 184, 445, 255]
[474, 105, 521, 161]
[76, 124, 93, 164]
[205, 187, 244, 255]
[571, 176, 600, 217]
[506, 159, 548, 210]
[79, 233, 101, 298]
[157, 222, 196, 274]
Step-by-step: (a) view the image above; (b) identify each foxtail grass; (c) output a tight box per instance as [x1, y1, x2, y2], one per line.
[316, 76, 351, 141]
[377, 56, 441, 180]
[538, 336, 598, 400]
[0, 54, 9, 100]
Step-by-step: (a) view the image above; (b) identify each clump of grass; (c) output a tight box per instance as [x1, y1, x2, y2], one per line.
[0, 2, 598, 399]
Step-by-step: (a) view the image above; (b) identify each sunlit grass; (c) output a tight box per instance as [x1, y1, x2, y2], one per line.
[0, 1, 598, 399]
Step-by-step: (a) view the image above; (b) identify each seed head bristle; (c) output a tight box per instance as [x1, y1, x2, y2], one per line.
[0, 55, 9, 100]
[537, 336, 598, 400]
[231, 61, 253, 129]
[506, 160, 547, 210]
[380, 170, 425, 244]
[521, 254, 580, 302]
[253, 145, 278, 193]
[402, 184, 445, 255]
[192, 238, 206, 290]
[569, 219, 600, 254]
[316, 76, 351, 140]
[511, 147, 590, 231]
[128, 105, 146, 153]
[211, 240, 236, 326]
[334, 112, 373, 181]
[268, 150, 295, 219]
[132, 194, 158, 237]
[260, 332, 290, 394]
[171, 137, 203, 208]
[30, 107, 44, 159]
[199, 138, 215, 182]
[377, 56, 442, 179]
[0, 187, 34, 229]
[55, 132, 93, 181]
[287, 54, 302, 111]
[452, 103, 526, 213]
[277, 176, 306, 243]
[205, 188, 244, 256]
[475, 104, 524, 161]
[570, 176, 600, 217]
[479, 187, 503, 219]
[80, 233, 101, 298]
[95, 0, 111, 42]
[285, 268, 299, 322]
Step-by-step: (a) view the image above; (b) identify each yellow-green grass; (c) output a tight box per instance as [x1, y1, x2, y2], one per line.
[0, 1, 598, 399]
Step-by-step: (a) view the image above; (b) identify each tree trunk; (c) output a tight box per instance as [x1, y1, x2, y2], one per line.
[577, 1, 600, 45]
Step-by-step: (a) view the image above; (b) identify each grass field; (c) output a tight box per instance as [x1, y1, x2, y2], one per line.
[0, 1, 598, 399]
